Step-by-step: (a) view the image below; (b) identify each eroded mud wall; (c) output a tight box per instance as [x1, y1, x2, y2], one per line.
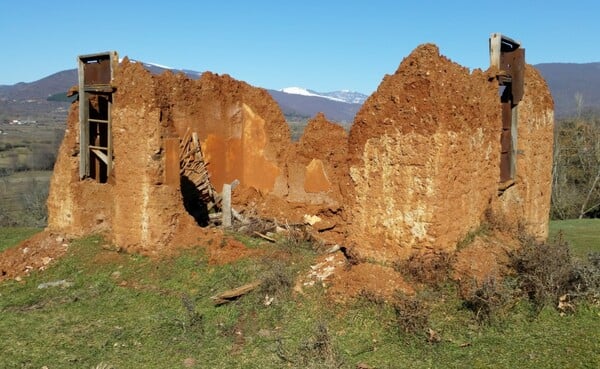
[47, 44, 553, 258]
[152, 71, 291, 196]
[492, 65, 554, 239]
[109, 60, 196, 254]
[48, 58, 335, 253]
[288, 112, 349, 206]
[48, 60, 198, 254]
[47, 105, 114, 236]
[346, 45, 503, 262]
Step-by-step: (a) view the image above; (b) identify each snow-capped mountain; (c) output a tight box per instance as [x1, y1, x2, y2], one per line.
[319, 90, 369, 104]
[280, 87, 368, 105]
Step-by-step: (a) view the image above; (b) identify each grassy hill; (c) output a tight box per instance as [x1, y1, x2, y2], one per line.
[0, 221, 598, 369]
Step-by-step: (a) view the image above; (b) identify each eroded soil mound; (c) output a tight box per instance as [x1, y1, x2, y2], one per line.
[0, 231, 69, 282]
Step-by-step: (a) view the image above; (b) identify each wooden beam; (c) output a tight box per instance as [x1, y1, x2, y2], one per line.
[510, 104, 519, 180]
[489, 33, 502, 69]
[222, 183, 232, 228]
[78, 56, 88, 180]
[211, 281, 261, 305]
[164, 138, 180, 186]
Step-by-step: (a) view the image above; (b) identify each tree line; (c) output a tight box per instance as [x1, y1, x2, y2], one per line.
[551, 114, 600, 219]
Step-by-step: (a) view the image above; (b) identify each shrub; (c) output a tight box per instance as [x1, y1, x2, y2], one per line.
[298, 323, 344, 369]
[179, 293, 204, 337]
[394, 251, 453, 285]
[259, 257, 294, 297]
[275, 322, 344, 368]
[570, 252, 600, 304]
[392, 291, 430, 335]
[462, 277, 517, 324]
[511, 233, 575, 309]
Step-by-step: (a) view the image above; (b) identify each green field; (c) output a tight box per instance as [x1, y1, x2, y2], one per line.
[0, 170, 51, 227]
[0, 227, 41, 252]
[549, 219, 600, 259]
[0, 221, 598, 369]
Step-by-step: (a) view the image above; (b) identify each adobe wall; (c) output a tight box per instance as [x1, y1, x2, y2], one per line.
[492, 65, 554, 239]
[47, 59, 341, 253]
[151, 70, 292, 196]
[47, 104, 115, 236]
[345, 44, 554, 262]
[48, 61, 198, 254]
[47, 44, 554, 259]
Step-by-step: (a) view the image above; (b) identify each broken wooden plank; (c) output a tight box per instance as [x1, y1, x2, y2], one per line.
[231, 208, 247, 223]
[211, 280, 261, 305]
[253, 231, 276, 243]
[91, 148, 109, 165]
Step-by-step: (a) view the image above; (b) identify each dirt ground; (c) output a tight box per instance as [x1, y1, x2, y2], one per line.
[0, 231, 69, 282]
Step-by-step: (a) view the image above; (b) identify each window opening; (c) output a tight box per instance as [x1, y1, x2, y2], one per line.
[489, 33, 524, 192]
[77, 52, 118, 183]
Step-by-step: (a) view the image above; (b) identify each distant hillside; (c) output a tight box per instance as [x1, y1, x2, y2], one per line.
[0, 70, 76, 101]
[0, 66, 361, 123]
[534, 62, 600, 117]
[267, 89, 361, 123]
[3, 62, 600, 122]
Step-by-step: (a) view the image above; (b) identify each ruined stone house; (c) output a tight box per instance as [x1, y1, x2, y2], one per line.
[46, 41, 554, 262]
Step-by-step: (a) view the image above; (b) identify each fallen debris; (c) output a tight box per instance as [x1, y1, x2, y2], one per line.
[253, 231, 277, 243]
[211, 280, 262, 305]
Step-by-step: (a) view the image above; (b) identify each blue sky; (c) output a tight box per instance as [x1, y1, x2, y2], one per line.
[1, 0, 598, 93]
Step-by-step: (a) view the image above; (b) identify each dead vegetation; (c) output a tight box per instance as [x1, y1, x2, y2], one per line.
[392, 291, 431, 336]
[461, 277, 518, 324]
[394, 251, 454, 285]
[512, 232, 600, 310]
[297, 323, 345, 369]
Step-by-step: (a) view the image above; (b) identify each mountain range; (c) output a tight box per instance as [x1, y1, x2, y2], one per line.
[0, 61, 366, 123]
[1, 61, 599, 123]
[534, 62, 600, 117]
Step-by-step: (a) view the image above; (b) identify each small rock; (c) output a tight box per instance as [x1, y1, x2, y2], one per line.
[182, 357, 196, 368]
[314, 220, 336, 232]
[258, 329, 272, 337]
[326, 244, 341, 253]
[22, 247, 29, 254]
[55, 236, 64, 243]
[427, 328, 441, 343]
[263, 294, 274, 306]
[37, 279, 73, 289]
[303, 214, 322, 226]
[42, 256, 52, 265]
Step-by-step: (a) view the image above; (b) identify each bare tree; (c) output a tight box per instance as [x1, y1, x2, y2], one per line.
[575, 92, 584, 119]
[551, 117, 600, 219]
[20, 177, 49, 226]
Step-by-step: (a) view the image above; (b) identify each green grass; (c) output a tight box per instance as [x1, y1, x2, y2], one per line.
[0, 227, 41, 251]
[549, 219, 600, 259]
[0, 225, 599, 368]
